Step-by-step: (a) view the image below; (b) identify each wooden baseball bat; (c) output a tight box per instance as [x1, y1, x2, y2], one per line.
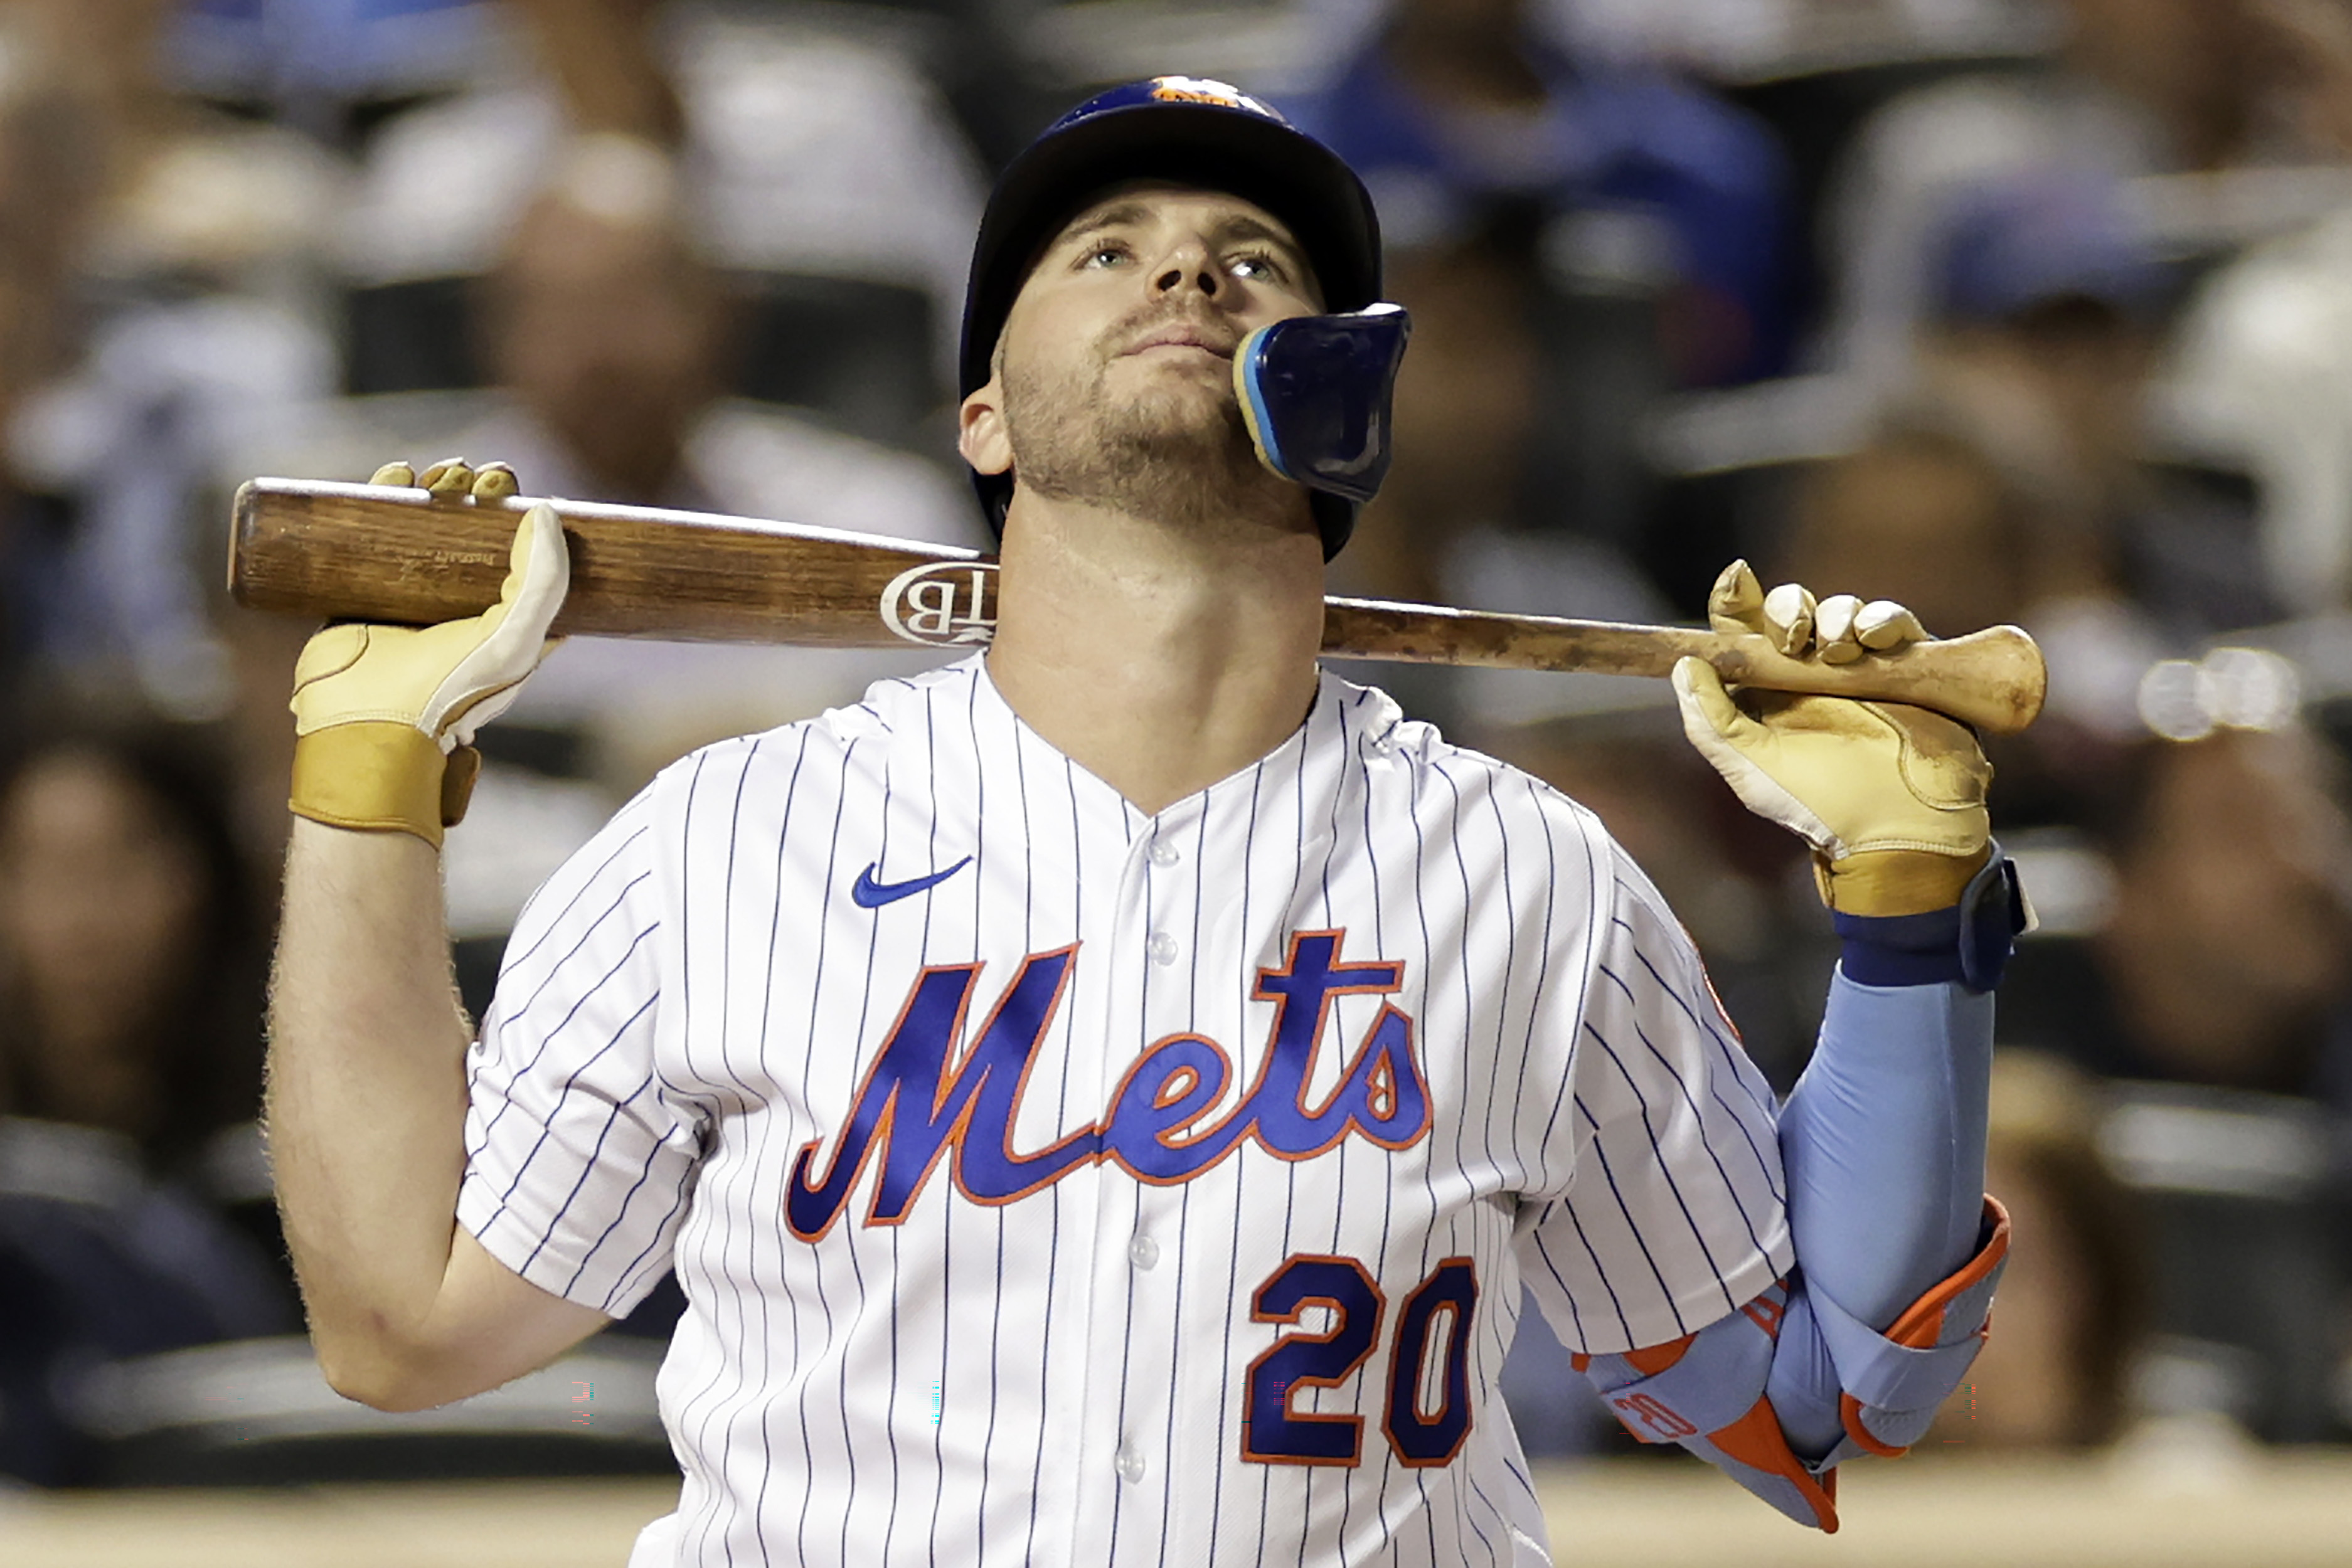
[228, 479, 2047, 734]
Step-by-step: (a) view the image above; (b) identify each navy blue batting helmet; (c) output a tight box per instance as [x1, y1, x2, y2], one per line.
[957, 76, 1384, 558]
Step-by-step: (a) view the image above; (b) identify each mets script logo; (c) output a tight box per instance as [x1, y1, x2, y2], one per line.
[1149, 75, 1274, 117]
[785, 931, 1429, 1239]
[880, 561, 998, 647]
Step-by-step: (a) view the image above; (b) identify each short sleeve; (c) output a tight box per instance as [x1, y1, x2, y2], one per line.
[457, 788, 700, 1316]
[1516, 850, 1793, 1355]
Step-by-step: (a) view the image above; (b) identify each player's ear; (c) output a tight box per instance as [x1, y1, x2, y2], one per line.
[958, 382, 1013, 478]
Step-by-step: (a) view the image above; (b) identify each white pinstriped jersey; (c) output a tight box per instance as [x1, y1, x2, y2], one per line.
[458, 656, 1792, 1567]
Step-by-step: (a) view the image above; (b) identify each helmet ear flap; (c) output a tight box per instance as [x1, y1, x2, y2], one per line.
[1235, 305, 1410, 504]
[1234, 305, 1412, 561]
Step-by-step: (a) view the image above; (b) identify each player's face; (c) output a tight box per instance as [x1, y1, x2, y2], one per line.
[960, 184, 1323, 506]
[1009, 184, 1322, 389]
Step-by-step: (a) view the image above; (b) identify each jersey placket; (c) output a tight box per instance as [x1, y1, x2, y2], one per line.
[1106, 798, 1227, 1560]
[1053, 802, 1172, 1559]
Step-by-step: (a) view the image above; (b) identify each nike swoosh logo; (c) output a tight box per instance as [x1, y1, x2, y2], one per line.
[851, 856, 974, 909]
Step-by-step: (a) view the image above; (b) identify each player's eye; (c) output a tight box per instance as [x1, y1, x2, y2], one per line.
[1227, 250, 1287, 283]
[1078, 241, 1132, 270]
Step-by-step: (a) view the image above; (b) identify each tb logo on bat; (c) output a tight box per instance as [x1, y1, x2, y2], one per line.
[881, 561, 999, 647]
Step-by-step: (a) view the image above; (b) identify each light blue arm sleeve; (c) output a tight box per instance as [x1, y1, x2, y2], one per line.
[1575, 862, 2019, 1530]
[1767, 970, 1994, 1453]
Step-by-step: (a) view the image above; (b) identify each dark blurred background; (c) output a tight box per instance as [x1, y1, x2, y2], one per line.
[1, 0, 2349, 1495]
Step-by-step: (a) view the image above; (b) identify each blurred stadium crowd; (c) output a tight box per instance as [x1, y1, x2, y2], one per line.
[1, 0, 2350, 1494]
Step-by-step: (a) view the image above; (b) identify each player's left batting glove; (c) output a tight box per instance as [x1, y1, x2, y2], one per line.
[287, 459, 566, 847]
[1671, 561, 1991, 919]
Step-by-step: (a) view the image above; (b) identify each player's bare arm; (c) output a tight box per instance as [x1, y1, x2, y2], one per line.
[266, 459, 607, 1411]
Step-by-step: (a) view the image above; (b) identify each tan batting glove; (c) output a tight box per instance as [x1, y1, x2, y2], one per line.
[287, 459, 564, 847]
[1673, 561, 1991, 916]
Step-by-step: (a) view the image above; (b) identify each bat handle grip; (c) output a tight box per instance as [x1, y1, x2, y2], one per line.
[1706, 625, 2046, 735]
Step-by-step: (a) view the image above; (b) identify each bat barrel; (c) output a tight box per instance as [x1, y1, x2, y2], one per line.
[229, 478, 982, 646]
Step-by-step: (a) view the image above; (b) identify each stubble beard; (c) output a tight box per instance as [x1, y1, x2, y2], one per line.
[999, 329, 1294, 538]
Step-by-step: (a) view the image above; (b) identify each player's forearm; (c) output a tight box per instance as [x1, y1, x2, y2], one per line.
[265, 481, 572, 1407]
[266, 818, 475, 1404]
[1764, 972, 1992, 1457]
[1780, 972, 1992, 1328]
[1763, 885, 2008, 1456]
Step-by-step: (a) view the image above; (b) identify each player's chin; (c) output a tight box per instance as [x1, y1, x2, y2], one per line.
[1114, 386, 1241, 452]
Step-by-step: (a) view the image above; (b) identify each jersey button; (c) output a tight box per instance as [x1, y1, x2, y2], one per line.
[1146, 931, 1179, 965]
[1115, 1441, 1146, 1483]
[1147, 841, 1179, 868]
[1129, 1233, 1160, 1270]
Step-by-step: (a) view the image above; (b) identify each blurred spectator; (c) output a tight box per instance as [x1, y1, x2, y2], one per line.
[315, 166, 984, 789]
[2161, 0, 2352, 614]
[0, 714, 294, 1483]
[506, 0, 682, 142]
[1290, 0, 1792, 386]
[1329, 205, 1676, 569]
[469, 172, 738, 508]
[0, 0, 343, 719]
[1819, 0, 2299, 387]
[1775, 418, 2144, 820]
[0, 29, 93, 708]
[2003, 726, 2352, 1098]
[1774, 172, 2274, 778]
[287, 0, 999, 782]
[0, 723, 265, 1157]
[1340, 217, 1545, 610]
[1913, 174, 2275, 640]
[1280, 0, 1795, 652]
[1932, 1051, 2149, 1448]
[335, 0, 989, 421]
[1781, 419, 2041, 635]
[1994, 725, 2352, 1441]
[169, 0, 499, 134]
[1917, 176, 2171, 528]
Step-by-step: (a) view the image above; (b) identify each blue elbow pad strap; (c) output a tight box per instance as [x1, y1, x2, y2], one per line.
[1575, 1281, 1842, 1534]
[1814, 1196, 2010, 1458]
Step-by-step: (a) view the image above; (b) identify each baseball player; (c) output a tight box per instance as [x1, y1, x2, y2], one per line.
[266, 79, 2018, 1566]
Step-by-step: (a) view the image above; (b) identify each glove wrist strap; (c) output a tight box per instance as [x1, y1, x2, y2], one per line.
[290, 723, 478, 847]
[1833, 847, 2027, 993]
[1816, 846, 1986, 916]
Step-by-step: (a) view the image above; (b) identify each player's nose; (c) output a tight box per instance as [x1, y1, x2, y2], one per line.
[1151, 238, 1220, 300]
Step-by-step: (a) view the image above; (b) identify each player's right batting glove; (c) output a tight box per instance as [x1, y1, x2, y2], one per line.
[287, 459, 566, 847]
[1671, 561, 1992, 918]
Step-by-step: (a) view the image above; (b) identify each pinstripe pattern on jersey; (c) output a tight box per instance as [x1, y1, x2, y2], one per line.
[459, 655, 1791, 1567]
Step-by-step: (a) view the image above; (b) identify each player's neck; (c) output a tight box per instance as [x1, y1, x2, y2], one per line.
[986, 489, 1326, 815]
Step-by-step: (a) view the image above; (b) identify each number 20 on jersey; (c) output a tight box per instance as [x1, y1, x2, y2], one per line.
[1244, 1253, 1479, 1468]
